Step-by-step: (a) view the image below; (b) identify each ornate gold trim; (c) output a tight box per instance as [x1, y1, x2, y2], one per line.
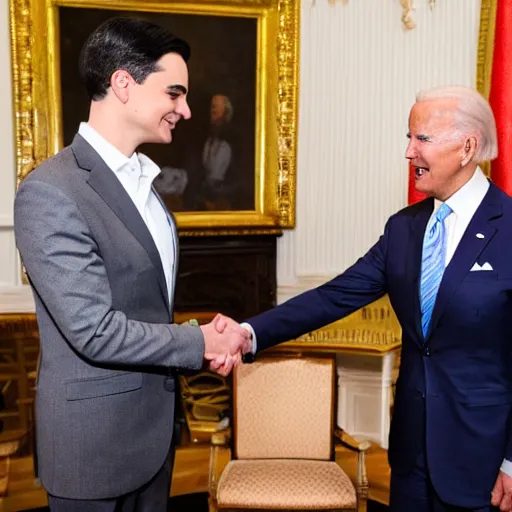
[179, 228, 283, 237]
[10, 0, 36, 187]
[279, 324, 401, 354]
[275, 0, 299, 228]
[476, 0, 497, 178]
[9, 0, 299, 236]
[476, 0, 497, 100]
[271, 296, 402, 354]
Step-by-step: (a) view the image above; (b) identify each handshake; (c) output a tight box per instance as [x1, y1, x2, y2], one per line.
[200, 314, 253, 376]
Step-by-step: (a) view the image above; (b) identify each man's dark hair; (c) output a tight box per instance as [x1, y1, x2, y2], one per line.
[79, 17, 190, 101]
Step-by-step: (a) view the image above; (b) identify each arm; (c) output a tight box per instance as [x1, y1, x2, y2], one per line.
[14, 179, 244, 370]
[245, 220, 391, 352]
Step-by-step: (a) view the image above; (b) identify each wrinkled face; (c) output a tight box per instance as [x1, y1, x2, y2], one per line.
[126, 52, 191, 145]
[406, 99, 469, 201]
[210, 95, 228, 125]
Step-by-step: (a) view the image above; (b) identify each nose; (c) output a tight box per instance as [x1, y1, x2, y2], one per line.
[177, 98, 191, 120]
[405, 139, 417, 160]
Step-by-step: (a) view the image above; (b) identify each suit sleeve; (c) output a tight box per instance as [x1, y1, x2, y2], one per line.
[246, 218, 391, 352]
[14, 179, 205, 370]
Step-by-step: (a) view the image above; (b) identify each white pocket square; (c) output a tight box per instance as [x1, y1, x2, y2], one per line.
[470, 262, 493, 271]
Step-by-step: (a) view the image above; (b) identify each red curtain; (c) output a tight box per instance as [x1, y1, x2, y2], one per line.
[489, 0, 512, 195]
[407, 163, 427, 204]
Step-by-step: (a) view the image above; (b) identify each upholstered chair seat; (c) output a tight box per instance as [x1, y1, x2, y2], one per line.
[217, 459, 356, 509]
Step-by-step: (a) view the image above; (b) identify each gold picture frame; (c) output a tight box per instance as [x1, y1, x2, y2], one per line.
[9, 0, 299, 235]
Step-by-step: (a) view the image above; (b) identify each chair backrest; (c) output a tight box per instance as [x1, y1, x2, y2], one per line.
[234, 355, 335, 461]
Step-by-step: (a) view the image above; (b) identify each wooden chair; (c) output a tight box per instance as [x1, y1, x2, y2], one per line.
[209, 355, 370, 511]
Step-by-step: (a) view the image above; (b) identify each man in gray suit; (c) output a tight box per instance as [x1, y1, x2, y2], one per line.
[13, 17, 250, 512]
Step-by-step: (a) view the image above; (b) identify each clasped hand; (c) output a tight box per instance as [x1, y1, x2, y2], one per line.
[200, 314, 252, 376]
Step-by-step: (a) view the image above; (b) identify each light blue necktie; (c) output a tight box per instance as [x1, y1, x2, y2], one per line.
[420, 203, 452, 337]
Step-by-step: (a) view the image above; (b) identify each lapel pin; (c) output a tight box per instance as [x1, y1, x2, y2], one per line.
[476, 233, 485, 239]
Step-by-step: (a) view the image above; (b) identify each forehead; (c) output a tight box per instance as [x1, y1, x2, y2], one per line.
[211, 95, 226, 107]
[153, 52, 189, 82]
[409, 99, 458, 132]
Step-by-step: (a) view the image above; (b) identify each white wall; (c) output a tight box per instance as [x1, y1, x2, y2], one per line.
[0, 0, 482, 309]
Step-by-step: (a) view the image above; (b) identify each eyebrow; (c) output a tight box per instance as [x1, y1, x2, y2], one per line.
[406, 132, 431, 141]
[167, 84, 188, 95]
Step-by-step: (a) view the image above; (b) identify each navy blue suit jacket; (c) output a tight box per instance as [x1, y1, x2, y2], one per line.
[247, 182, 512, 508]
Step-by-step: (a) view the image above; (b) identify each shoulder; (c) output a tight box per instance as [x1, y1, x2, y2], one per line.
[385, 198, 432, 228]
[488, 182, 512, 210]
[18, 145, 84, 193]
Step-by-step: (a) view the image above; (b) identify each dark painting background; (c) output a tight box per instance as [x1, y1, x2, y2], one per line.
[59, 7, 257, 212]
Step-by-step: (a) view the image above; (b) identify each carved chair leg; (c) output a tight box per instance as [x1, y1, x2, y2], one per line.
[356, 447, 369, 512]
[356, 495, 368, 512]
[208, 494, 218, 512]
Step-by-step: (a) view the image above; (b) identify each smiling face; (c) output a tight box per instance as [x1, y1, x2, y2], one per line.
[124, 52, 191, 145]
[405, 99, 477, 201]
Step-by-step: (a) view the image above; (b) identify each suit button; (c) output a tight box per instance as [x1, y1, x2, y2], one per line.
[423, 347, 431, 357]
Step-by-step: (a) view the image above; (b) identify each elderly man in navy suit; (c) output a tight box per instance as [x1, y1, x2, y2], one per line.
[218, 86, 512, 511]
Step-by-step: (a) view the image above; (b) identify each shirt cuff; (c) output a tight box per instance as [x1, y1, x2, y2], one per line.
[500, 459, 512, 478]
[240, 322, 257, 353]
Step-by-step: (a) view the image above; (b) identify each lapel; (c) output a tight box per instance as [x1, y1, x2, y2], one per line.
[426, 184, 502, 339]
[152, 186, 180, 313]
[71, 134, 170, 310]
[406, 198, 434, 344]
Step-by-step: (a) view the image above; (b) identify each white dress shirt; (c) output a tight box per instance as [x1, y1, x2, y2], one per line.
[78, 123, 176, 304]
[430, 167, 489, 266]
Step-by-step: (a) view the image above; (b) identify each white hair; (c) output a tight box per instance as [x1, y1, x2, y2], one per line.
[212, 94, 234, 123]
[222, 96, 234, 122]
[416, 86, 498, 163]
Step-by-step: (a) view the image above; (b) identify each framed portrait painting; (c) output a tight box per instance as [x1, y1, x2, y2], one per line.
[10, 0, 299, 234]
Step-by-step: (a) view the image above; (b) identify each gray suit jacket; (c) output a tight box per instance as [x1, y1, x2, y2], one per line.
[13, 134, 205, 500]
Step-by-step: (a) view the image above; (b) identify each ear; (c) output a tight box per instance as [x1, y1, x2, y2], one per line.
[461, 135, 477, 167]
[110, 70, 133, 104]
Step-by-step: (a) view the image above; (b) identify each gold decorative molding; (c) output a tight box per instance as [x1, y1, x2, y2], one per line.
[476, 0, 497, 100]
[179, 228, 283, 237]
[400, 0, 416, 30]
[9, 0, 37, 187]
[294, 325, 400, 349]
[400, 0, 438, 30]
[318, 0, 437, 30]
[476, 0, 497, 179]
[272, 296, 402, 355]
[276, 0, 299, 228]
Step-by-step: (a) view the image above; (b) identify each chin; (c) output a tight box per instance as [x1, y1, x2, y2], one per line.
[414, 179, 432, 195]
[162, 130, 173, 143]
[154, 133, 172, 144]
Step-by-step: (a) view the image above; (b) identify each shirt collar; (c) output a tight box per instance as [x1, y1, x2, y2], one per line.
[433, 167, 489, 220]
[78, 122, 161, 181]
[137, 152, 161, 182]
[78, 122, 132, 173]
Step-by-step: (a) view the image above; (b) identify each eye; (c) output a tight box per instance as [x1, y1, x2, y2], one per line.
[417, 135, 431, 142]
[168, 92, 180, 100]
